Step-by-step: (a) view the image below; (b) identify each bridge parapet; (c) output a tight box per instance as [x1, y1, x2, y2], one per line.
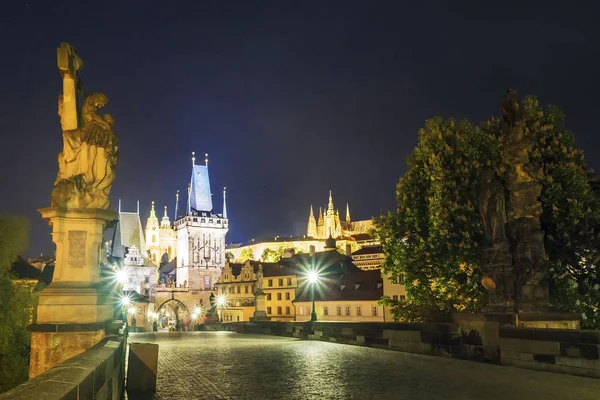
[0, 334, 126, 400]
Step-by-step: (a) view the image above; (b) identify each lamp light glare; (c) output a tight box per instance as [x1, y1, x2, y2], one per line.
[308, 270, 319, 284]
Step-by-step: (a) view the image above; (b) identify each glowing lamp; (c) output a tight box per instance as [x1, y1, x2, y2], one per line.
[308, 270, 319, 284]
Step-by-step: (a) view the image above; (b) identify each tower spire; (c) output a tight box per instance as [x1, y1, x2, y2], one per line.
[223, 187, 227, 219]
[328, 190, 334, 213]
[205, 153, 209, 167]
[192, 151, 196, 165]
[174, 190, 179, 221]
[310, 205, 314, 218]
[346, 202, 350, 223]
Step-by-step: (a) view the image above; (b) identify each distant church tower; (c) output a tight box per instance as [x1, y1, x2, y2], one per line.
[145, 201, 161, 263]
[307, 205, 317, 238]
[175, 152, 229, 295]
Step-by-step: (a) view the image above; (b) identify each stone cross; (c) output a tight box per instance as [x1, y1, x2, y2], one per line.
[57, 42, 83, 131]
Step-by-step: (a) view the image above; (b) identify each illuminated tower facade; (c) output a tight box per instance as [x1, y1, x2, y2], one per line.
[175, 153, 228, 295]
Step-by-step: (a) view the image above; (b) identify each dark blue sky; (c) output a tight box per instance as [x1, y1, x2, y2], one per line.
[1, 1, 599, 257]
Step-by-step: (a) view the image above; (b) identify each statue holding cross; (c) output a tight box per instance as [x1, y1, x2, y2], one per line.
[51, 42, 119, 209]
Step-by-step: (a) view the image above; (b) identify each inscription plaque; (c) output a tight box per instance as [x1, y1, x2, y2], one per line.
[68, 230, 86, 268]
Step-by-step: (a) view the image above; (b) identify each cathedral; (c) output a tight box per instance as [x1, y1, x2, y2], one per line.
[307, 191, 373, 239]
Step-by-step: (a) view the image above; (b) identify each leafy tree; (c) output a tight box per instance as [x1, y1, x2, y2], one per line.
[225, 251, 234, 262]
[239, 248, 255, 262]
[0, 215, 35, 392]
[378, 96, 600, 327]
[261, 248, 280, 263]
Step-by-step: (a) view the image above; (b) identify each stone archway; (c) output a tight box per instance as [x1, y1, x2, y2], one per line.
[156, 298, 191, 331]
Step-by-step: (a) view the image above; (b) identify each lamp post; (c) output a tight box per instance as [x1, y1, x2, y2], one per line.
[308, 270, 318, 322]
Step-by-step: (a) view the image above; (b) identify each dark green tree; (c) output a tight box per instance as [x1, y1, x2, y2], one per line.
[0, 215, 35, 392]
[261, 248, 280, 263]
[378, 96, 600, 327]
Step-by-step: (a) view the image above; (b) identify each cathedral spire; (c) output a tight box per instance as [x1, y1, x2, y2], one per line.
[223, 187, 227, 219]
[328, 190, 334, 213]
[147, 201, 159, 227]
[310, 205, 314, 218]
[346, 202, 351, 223]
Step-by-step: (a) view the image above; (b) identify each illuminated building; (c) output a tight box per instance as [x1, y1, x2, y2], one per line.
[307, 190, 374, 239]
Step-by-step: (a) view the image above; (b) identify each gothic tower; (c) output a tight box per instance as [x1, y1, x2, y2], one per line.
[307, 205, 317, 238]
[175, 152, 228, 299]
[145, 201, 161, 263]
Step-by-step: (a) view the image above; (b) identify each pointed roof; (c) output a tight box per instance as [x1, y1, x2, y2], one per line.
[147, 201, 158, 227]
[188, 152, 213, 214]
[113, 211, 147, 259]
[223, 187, 228, 219]
[346, 202, 351, 223]
[328, 190, 334, 212]
[161, 206, 170, 228]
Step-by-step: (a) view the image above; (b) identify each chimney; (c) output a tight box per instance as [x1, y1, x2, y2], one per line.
[309, 245, 316, 256]
[345, 244, 352, 257]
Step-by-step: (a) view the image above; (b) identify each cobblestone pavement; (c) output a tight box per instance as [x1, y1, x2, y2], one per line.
[127, 332, 600, 400]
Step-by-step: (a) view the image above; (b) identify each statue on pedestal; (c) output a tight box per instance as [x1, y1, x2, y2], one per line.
[255, 264, 263, 294]
[51, 43, 118, 209]
[479, 89, 549, 312]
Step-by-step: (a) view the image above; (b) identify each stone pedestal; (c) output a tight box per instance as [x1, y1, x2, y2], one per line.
[29, 207, 117, 378]
[253, 291, 269, 321]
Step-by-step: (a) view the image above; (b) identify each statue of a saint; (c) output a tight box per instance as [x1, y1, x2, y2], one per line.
[51, 44, 118, 209]
[478, 170, 507, 246]
[255, 264, 263, 293]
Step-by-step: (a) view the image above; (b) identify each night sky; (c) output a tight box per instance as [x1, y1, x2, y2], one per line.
[1, 1, 599, 257]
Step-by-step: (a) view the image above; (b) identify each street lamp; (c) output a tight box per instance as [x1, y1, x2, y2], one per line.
[308, 270, 319, 322]
[216, 295, 226, 323]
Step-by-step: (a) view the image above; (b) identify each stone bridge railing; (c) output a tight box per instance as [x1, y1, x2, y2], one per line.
[213, 320, 600, 379]
[0, 334, 126, 400]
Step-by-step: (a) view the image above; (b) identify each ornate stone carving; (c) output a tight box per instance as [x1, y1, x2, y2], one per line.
[51, 43, 118, 209]
[480, 90, 549, 312]
[68, 230, 86, 268]
[255, 264, 263, 293]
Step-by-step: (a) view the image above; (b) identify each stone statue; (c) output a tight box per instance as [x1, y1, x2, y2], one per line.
[51, 43, 118, 209]
[255, 264, 263, 293]
[480, 90, 549, 312]
[478, 170, 507, 246]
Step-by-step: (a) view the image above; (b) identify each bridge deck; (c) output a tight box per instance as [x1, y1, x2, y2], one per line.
[127, 332, 600, 400]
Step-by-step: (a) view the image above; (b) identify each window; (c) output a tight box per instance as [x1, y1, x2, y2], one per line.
[221, 287, 225, 294]
[299, 306, 304, 315]
[268, 279, 273, 287]
[237, 316, 240, 322]
[356, 306, 361, 316]
[267, 307, 272, 314]
[392, 295, 399, 301]
[395, 274, 405, 284]
[245, 285, 249, 293]
[372, 306, 378, 316]
[229, 287, 233, 294]
[287, 278, 292, 286]
[266, 293, 272, 300]
[277, 307, 282, 315]
[144, 276, 150, 283]
[285, 307, 290, 315]
[400, 295, 406, 300]
[237, 286, 241, 293]
[204, 276, 211, 289]
[336, 306, 342, 316]
[152, 235, 156, 243]
[285, 292, 290, 300]
[345, 306, 351, 316]
[277, 293, 282, 301]
[324, 306, 329, 316]
[278, 278, 283, 286]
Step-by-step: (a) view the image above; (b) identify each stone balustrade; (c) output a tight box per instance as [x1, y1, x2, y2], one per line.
[215, 320, 600, 379]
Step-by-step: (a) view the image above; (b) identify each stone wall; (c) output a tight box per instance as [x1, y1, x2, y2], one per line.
[499, 327, 600, 378]
[218, 321, 600, 379]
[0, 335, 126, 400]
